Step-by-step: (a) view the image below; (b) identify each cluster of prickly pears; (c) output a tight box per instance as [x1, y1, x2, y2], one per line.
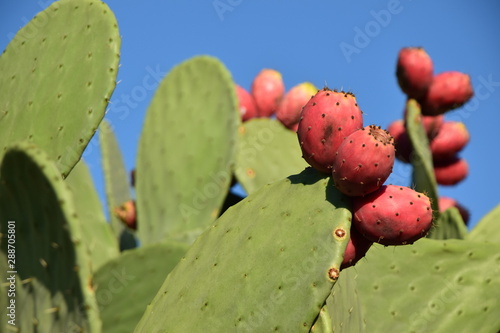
[235, 69, 318, 131]
[295, 87, 434, 269]
[390, 46, 474, 222]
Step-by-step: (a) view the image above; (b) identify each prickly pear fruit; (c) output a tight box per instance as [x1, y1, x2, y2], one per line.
[430, 121, 470, 161]
[341, 224, 373, 270]
[439, 196, 470, 225]
[419, 71, 474, 116]
[251, 69, 285, 117]
[236, 84, 257, 122]
[396, 47, 434, 99]
[352, 185, 433, 245]
[403, 106, 444, 140]
[297, 88, 364, 173]
[114, 200, 137, 230]
[276, 82, 317, 131]
[332, 125, 395, 196]
[387, 119, 412, 163]
[434, 156, 469, 185]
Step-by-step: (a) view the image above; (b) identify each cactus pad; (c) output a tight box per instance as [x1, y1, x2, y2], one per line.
[354, 239, 500, 332]
[235, 118, 309, 194]
[94, 242, 188, 333]
[0, 142, 101, 332]
[134, 168, 352, 332]
[0, 0, 121, 177]
[136, 56, 239, 245]
[65, 159, 119, 271]
[468, 204, 500, 243]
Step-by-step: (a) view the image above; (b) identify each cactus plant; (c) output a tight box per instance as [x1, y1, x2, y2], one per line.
[235, 118, 308, 194]
[0, 142, 101, 332]
[65, 159, 119, 271]
[136, 56, 239, 245]
[99, 120, 136, 250]
[0, 0, 120, 178]
[94, 242, 188, 333]
[134, 168, 352, 332]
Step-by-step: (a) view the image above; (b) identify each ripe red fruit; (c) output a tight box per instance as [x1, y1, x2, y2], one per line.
[114, 200, 137, 230]
[434, 156, 469, 185]
[396, 47, 434, 99]
[297, 88, 364, 173]
[341, 225, 373, 270]
[235, 85, 257, 122]
[438, 196, 470, 225]
[352, 185, 433, 246]
[332, 125, 395, 197]
[276, 82, 317, 131]
[419, 71, 474, 116]
[430, 121, 470, 161]
[251, 69, 285, 117]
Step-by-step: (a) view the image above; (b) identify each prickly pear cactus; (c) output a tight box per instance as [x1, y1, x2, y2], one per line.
[353, 239, 500, 332]
[136, 56, 239, 245]
[99, 120, 136, 250]
[94, 242, 188, 333]
[0, 142, 101, 332]
[65, 159, 119, 271]
[235, 118, 309, 194]
[134, 168, 352, 332]
[0, 0, 120, 177]
[468, 204, 500, 243]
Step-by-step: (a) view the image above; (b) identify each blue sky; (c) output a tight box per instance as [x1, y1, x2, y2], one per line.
[1, 1, 500, 229]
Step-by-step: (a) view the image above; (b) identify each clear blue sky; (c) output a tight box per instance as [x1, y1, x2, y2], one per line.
[1, 1, 500, 229]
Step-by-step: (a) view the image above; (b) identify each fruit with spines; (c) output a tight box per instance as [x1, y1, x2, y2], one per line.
[387, 119, 413, 163]
[297, 88, 364, 173]
[396, 47, 434, 99]
[434, 156, 469, 185]
[439, 196, 470, 225]
[352, 185, 433, 245]
[430, 121, 470, 161]
[276, 82, 318, 131]
[332, 125, 395, 196]
[341, 224, 373, 270]
[235, 84, 257, 121]
[251, 68, 285, 117]
[419, 71, 474, 115]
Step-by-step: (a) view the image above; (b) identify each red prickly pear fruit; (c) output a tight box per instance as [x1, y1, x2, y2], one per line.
[235, 85, 257, 122]
[438, 196, 470, 225]
[332, 125, 395, 197]
[430, 121, 470, 161]
[251, 69, 285, 117]
[297, 88, 364, 173]
[352, 185, 433, 246]
[276, 82, 317, 130]
[434, 156, 469, 185]
[387, 119, 412, 163]
[419, 71, 474, 116]
[341, 225, 373, 270]
[396, 47, 434, 99]
[114, 200, 137, 230]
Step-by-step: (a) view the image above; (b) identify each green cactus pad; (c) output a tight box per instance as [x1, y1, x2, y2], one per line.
[310, 304, 334, 333]
[235, 118, 309, 194]
[66, 159, 119, 271]
[0, 0, 120, 178]
[99, 120, 136, 250]
[354, 239, 500, 332]
[134, 167, 352, 332]
[94, 241, 188, 333]
[430, 207, 467, 240]
[0, 142, 101, 332]
[328, 267, 365, 333]
[405, 100, 441, 237]
[468, 204, 500, 243]
[136, 56, 239, 245]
